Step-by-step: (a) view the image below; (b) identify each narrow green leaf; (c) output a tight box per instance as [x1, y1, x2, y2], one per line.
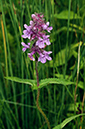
[5, 77, 37, 87]
[50, 42, 82, 67]
[54, 10, 81, 20]
[33, 78, 74, 90]
[5, 77, 74, 90]
[53, 113, 85, 129]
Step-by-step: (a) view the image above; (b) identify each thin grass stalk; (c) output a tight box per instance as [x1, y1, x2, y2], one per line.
[4, 103, 20, 128]
[1, 18, 8, 79]
[45, 0, 48, 21]
[3, 107, 15, 129]
[51, 0, 55, 76]
[60, 0, 71, 123]
[39, 0, 41, 12]
[1, 18, 8, 98]
[74, 43, 80, 128]
[25, 0, 31, 20]
[8, 0, 21, 72]
[25, 86, 28, 129]
[0, 0, 19, 123]
[80, 57, 85, 128]
[74, 43, 80, 111]
[48, 0, 52, 123]
[0, 65, 9, 129]
[8, 1, 21, 77]
[20, 0, 24, 128]
[0, 72, 20, 128]
[7, 0, 19, 31]
[21, 22, 24, 129]
[64, 0, 71, 77]
[1, 99, 59, 115]
[51, 0, 57, 123]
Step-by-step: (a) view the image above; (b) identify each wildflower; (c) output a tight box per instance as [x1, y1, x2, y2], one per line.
[42, 22, 53, 32]
[38, 51, 52, 63]
[21, 13, 53, 63]
[36, 35, 51, 48]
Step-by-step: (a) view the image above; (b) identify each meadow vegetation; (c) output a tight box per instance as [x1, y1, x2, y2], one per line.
[0, 0, 85, 129]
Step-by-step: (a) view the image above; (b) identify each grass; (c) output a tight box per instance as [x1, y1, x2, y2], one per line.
[0, 0, 85, 128]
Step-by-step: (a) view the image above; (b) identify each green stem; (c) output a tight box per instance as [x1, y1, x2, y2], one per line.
[35, 60, 51, 129]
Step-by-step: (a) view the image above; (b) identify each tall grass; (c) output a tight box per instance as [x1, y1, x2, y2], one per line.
[0, 0, 85, 128]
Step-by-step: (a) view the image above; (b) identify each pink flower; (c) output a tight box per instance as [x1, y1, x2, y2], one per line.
[42, 22, 53, 32]
[21, 13, 53, 63]
[38, 51, 52, 63]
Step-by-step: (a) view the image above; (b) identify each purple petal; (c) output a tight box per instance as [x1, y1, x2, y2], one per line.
[44, 51, 52, 54]
[22, 34, 27, 39]
[30, 20, 33, 25]
[36, 39, 45, 48]
[21, 42, 30, 48]
[42, 35, 50, 38]
[46, 55, 52, 60]
[27, 43, 30, 46]
[24, 24, 28, 29]
[23, 30, 27, 34]
[31, 14, 35, 19]
[38, 56, 46, 63]
[22, 48, 26, 52]
[47, 26, 53, 32]
[46, 22, 49, 26]
[38, 51, 52, 63]
[21, 42, 26, 46]
[22, 29, 31, 39]
[42, 24, 47, 30]
[44, 39, 51, 45]
[21, 42, 30, 52]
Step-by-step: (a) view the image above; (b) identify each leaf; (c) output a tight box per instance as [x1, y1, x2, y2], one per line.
[55, 74, 84, 90]
[53, 26, 82, 36]
[5, 77, 74, 90]
[50, 41, 83, 67]
[5, 77, 37, 87]
[50, 47, 74, 67]
[70, 23, 85, 33]
[68, 102, 81, 112]
[32, 78, 74, 90]
[53, 113, 85, 129]
[55, 74, 69, 80]
[78, 81, 84, 90]
[54, 10, 81, 20]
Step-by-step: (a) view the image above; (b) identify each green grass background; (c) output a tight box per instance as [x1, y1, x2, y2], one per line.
[0, 0, 85, 128]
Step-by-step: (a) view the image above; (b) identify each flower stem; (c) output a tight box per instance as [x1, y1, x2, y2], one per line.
[35, 60, 51, 129]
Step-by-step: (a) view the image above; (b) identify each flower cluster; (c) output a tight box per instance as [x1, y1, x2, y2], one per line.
[21, 13, 53, 63]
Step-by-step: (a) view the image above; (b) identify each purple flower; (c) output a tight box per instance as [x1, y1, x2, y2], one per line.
[42, 22, 53, 32]
[36, 35, 51, 48]
[38, 51, 52, 63]
[22, 24, 32, 39]
[21, 42, 30, 52]
[21, 13, 53, 63]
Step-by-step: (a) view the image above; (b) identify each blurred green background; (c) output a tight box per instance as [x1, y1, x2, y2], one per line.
[0, 0, 85, 129]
